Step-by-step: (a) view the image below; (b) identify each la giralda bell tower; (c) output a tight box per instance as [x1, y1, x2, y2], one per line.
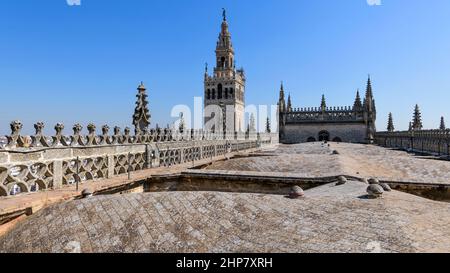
[204, 9, 246, 133]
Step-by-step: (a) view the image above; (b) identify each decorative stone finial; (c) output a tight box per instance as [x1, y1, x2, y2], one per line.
[7, 121, 25, 148]
[336, 176, 347, 186]
[111, 126, 121, 144]
[51, 123, 67, 147]
[380, 183, 392, 192]
[87, 123, 96, 135]
[133, 82, 151, 133]
[73, 124, 83, 135]
[361, 178, 369, 184]
[71, 124, 85, 146]
[114, 126, 121, 135]
[34, 122, 45, 135]
[367, 184, 384, 199]
[289, 186, 304, 199]
[10, 120, 23, 136]
[31, 122, 49, 147]
[102, 125, 110, 135]
[86, 123, 97, 146]
[81, 189, 93, 199]
[98, 125, 110, 145]
[55, 123, 65, 134]
[368, 178, 380, 185]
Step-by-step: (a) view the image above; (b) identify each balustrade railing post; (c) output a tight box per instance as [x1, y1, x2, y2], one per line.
[127, 152, 131, 180]
[145, 144, 152, 169]
[76, 156, 79, 191]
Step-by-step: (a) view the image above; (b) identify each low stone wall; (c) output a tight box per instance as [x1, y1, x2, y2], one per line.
[145, 170, 346, 195]
[375, 130, 450, 157]
[146, 170, 450, 202]
[388, 181, 450, 202]
[281, 123, 367, 144]
[0, 121, 278, 197]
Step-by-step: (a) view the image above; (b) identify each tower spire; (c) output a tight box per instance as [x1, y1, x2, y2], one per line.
[365, 75, 373, 102]
[215, 9, 234, 73]
[387, 112, 395, 132]
[363, 75, 376, 114]
[363, 76, 376, 143]
[321, 94, 327, 111]
[287, 93, 292, 112]
[278, 82, 286, 113]
[440, 116, 446, 130]
[133, 82, 151, 133]
[265, 116, 271, 133]
[412, 104, 423, 131]
[353, 89, 362, 110]
[279, 82, 285, 101]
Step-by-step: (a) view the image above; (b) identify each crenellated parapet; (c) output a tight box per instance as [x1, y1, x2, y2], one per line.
[278, 77, 377, 144]
[285, 106, 362, 124]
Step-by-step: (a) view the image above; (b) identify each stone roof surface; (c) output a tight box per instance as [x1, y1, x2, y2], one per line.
[1, 181, 450, 253]
[206, 143, 450, 184]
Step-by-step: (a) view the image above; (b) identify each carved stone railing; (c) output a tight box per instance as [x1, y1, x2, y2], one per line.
[0, 121, 279, 197]
[285, 107, 364, 124]
[289, 106, 354, 113]
[375, 129, 450, 156]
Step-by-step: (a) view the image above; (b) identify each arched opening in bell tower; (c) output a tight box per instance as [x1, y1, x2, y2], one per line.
[218, 84, 223, 99]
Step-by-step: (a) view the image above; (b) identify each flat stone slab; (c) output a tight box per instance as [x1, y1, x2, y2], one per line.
[1, 181, 450, 253]
[205, 142, 450, 185]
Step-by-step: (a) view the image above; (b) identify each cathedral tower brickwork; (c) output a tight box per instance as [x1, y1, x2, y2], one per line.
[204, 10, 245, 132]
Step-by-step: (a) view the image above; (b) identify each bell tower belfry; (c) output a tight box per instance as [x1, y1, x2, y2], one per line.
[204, 9, 246, 132]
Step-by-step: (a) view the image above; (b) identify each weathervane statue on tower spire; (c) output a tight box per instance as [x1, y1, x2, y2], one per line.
[222, 8, 226, 21]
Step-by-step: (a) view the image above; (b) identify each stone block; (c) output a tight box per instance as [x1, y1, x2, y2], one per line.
[52, 160, 63, 189]
[9, 152, 43, 163]
[0, 152, 9, 164]
[42, 148, 72, 160]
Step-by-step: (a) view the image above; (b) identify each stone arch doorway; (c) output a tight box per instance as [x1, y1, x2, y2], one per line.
[332, 137, 342, 143]
[318, 131, 330, 142]
[307, 137, 316, 142]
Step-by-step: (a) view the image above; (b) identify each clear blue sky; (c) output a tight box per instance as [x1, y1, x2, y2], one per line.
[1, 0, 450, 135]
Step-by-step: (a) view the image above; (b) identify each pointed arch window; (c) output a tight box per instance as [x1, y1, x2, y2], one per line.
[218, 84, 223, 99]
[207, 89, 211, 100]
